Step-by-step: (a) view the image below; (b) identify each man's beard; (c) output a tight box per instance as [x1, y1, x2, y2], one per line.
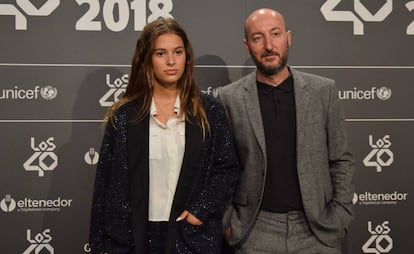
[251, 49, 289, 76]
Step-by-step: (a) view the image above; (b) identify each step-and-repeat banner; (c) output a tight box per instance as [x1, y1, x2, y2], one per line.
[1, 0, 413, 253]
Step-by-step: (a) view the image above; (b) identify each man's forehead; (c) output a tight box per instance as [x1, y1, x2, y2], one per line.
[247, 18, 284, 33]
[247, 13, 284, 27]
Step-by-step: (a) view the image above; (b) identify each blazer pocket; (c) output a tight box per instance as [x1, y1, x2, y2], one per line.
[181, 219, 204, 234]
[307, 110, 325, 127]
[234, 192, 248, 206]
[179, 220, 217, 254]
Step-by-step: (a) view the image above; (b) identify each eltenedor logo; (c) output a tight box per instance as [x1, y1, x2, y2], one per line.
[1, 194, 72, 213]
[353, 191, 408, 205]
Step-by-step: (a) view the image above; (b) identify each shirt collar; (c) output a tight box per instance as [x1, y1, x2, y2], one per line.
[257, 74, 294, 94]
[150, 95, 182, 117]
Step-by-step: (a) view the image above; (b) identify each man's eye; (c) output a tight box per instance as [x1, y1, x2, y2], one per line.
[252, 36, 262, 42]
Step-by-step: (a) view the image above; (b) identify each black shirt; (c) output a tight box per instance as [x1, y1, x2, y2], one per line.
[257, 75, 303, 212]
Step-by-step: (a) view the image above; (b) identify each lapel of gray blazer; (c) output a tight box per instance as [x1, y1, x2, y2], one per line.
[291, 68, 311, 175]
[242, 71, 267, 159]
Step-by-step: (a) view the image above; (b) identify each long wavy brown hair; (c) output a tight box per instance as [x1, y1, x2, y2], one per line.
[105, 17, 209, 137]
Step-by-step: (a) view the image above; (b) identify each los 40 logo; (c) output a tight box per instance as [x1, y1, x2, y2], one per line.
[0, 0, 173, 31]
[321, 0, 414, 35]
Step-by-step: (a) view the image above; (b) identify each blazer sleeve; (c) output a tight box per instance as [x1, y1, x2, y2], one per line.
[187, 97, 239, 223]
[89, 119, 117, 254]
[326, 81, 355, 225]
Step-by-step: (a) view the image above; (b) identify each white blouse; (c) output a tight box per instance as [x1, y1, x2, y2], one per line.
[148, 96, 185, 221]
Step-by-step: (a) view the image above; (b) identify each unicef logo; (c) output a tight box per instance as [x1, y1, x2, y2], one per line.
[376, 87, 392, 100]
[201, 86, 214, 95]
[40, 86, 58, 100]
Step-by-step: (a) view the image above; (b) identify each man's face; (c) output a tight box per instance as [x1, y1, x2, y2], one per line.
[244, 11, 291, 76]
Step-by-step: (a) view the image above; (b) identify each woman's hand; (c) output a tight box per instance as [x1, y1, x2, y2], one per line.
[176, 210, 203, 226]
[224, 227, 231, 242]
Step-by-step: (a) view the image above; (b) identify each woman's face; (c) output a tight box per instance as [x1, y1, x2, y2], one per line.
[151, 33, 186, 88]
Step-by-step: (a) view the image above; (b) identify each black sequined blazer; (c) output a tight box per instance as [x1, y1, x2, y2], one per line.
[89, 93, 239, 254]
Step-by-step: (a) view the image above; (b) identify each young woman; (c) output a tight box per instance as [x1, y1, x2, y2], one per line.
[89, 17, 239, 254]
